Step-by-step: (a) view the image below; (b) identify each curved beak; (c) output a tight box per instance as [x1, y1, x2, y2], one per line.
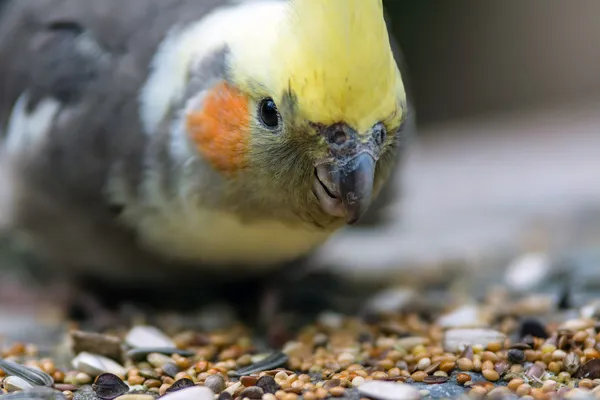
[313, 122, 385, 224]
[314, 152, 377, 224]
[336, 152, 376, 224]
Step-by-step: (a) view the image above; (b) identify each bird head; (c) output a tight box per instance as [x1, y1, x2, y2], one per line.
[169, 0, 407, 230]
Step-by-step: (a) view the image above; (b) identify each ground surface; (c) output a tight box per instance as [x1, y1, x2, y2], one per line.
[0, 102, 599, 399]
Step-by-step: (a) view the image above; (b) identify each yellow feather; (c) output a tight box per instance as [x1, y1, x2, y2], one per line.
[273, 0, 405, 133]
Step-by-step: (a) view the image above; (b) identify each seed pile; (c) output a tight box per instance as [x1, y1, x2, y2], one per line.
[2, 301, 600, 399]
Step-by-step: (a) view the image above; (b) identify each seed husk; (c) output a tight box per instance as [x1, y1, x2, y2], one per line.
[92, 373, 128, 400]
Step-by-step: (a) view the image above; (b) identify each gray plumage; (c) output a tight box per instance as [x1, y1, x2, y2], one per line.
[0, 0, 414, 307]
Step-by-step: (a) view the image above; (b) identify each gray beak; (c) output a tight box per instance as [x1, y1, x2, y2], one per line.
[313, 123, 385, 224]
[334, 152, 376, 224]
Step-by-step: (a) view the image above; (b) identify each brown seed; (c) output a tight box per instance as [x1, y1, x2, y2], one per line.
[283, 394, 298, 400]
[54, 384, 78, 392]
[411, 371, 427, 382]
[159, 383, 170, 396]
[541, 380, 557, 392]
[481, 352, 499, 363]
[510, 364, 524, 373]
[303, 392, 316, 400]
[371, 371, 388, 380]
[579, 378, 594, 389]
[241, 376, 258, 387]
[174, 372, 191, 381]
[558, 335, 570, 350]
[530, 387, 548, 400]
[469, 386, 488, 399]
[377, 359, 394, 370]
[314, 388, 328, 399]
[457, 358, 474, 371]
[481, 360, 494, 372]
[574, 331, 589, 343]
[548, 361, 561, 374]
[487, 342, 502, 352]
[507, 378, 524, 391]
[516, 383, 531, 397]
[328, 387, 345, 397]
[145, 379, 161, 388]
[439, 361, 456, 373]
[456, 373, 471, 385]
[482, 369, 499, 382]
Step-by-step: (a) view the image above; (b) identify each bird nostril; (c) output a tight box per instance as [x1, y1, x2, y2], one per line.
[331, 130, 347, 145]
[373, 124, 386, 145]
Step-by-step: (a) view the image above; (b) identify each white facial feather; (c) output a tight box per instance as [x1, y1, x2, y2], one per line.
[129, 0, 333, 268]
[4, 92, 60, 158]
[138, 0, 286, 137]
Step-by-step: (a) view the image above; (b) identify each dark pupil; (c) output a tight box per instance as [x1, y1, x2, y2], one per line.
[260, 98, 279, 128]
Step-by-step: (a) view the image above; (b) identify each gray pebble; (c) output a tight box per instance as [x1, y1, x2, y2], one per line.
[256, 376, 280, 394]
[204, 375, 225, 394]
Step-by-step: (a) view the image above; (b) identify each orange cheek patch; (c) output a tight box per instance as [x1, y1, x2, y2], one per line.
[186, 82, 250, 174]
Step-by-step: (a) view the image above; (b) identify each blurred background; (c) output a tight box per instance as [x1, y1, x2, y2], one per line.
[0, 0, 599, 342]
[318, 0, 600, 300]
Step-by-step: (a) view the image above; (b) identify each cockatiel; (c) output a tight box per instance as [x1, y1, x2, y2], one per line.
[0, 0, 412, 323]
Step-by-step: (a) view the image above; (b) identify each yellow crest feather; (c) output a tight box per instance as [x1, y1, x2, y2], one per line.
[274, 0, 404, 133]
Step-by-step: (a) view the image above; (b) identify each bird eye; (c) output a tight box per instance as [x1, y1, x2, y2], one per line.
[259, 98, 280, 129]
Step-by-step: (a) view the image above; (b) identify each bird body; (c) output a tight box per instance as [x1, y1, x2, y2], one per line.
[0, 0, 410, 289]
